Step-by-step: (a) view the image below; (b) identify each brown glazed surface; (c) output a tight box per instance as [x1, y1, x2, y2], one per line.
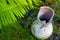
[39, 8, 52, 23]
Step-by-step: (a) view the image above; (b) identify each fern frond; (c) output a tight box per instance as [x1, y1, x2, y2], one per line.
[0, 0, 41, 28]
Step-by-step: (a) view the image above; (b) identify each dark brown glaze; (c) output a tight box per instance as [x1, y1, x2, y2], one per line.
[39, 12, 52, 23]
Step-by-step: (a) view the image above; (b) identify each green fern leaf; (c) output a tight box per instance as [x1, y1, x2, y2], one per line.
[0, 0, 41, 28]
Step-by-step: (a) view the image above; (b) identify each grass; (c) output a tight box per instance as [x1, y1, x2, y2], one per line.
[0, 0, 60, 40]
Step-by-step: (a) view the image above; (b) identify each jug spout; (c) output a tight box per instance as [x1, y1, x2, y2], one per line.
[37, 6, 55, 23]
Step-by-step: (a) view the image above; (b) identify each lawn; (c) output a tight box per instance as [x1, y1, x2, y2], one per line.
[0, 0, 60, 40]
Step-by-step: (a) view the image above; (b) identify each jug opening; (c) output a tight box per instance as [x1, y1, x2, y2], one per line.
[39, 11, 53, 23]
